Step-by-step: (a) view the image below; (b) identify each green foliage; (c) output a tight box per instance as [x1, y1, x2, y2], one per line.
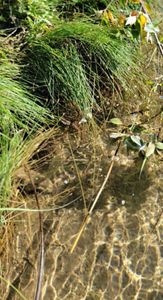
[1, 0, 160, 45]
[24, 20, 145, 115]
[0, 131, 24, 206]
[55, 0, 108, 18]
[24, 43, 93, 115]
[0, 61, 51, 207]
[110, 119, 163, 178]
[109, 118, 123, 125]
[0, 0, 28, 27]
[0, 62, 50, 130]
[97, 0, 161, 43]
[0, 0, 158, 208]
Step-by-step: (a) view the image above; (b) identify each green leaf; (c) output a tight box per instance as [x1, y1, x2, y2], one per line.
[125, 135, 145, 151]
[155, 142, 163, 150]
[145, 142, 155, 158]
[144, 23, 159, 33]
[130, 135, 142, 147]
[110, 132, 127, 139]
[125, 137, 141, 150]
[147, 80, 154, 85]
[109, 118, 123, 125]
[119, 0, 126, 5]
[139, 157, 147, 179]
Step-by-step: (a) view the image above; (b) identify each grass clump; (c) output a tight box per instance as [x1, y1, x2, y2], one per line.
[55, 0, 108, 18]
[24, 20, 145, 117]
[0, 61, 51, 208]
[0, 62, 50, 130]
[0, 0, 149, 207]
[24, 42, 94, 116]
[1, 1, 147, 118]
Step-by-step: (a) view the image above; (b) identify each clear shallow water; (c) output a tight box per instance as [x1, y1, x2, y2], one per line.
[1, 130, 162, 300]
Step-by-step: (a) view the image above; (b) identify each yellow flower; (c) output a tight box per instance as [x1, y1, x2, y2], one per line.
[138, 14, 148, 29]
[103, 10, 116, 25]
[118, 15, 126, 27]
[130, 0, 141, 3]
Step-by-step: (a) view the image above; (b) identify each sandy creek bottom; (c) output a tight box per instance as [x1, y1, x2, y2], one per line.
[0, 128, 163, 300]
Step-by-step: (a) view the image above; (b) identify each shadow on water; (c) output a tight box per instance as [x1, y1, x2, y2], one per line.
[16, 129, 154, 215]
[96, 161, 153, 213]
[58, 159, 153, 214]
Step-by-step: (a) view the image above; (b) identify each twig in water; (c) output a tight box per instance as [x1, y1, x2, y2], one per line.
[0, 196, 81, 213]
[67, 135, 87, 212]
[70, 139, 122, 253]
[25, 165, 44, 300]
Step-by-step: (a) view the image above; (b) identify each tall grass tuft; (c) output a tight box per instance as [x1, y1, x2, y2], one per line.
[24, 20, 145, 116]
[24, 42, 95, 115]
[0, 61, 51, 208]
[0, 62, 50, 130]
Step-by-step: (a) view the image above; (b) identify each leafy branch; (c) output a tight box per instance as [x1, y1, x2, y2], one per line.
[109, 116, 163, 178]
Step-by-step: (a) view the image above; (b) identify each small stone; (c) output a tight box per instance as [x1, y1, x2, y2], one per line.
[79, 117, 87, 124]
[150, 218, 155, 225]
[64, 179, 69, 185]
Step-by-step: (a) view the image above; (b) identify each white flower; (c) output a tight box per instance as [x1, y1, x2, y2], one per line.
[126, 15, 137, 26]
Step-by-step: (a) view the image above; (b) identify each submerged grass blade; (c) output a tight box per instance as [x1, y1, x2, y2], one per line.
[0, 128, 55, 208]
[0, 275, 27, 300]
